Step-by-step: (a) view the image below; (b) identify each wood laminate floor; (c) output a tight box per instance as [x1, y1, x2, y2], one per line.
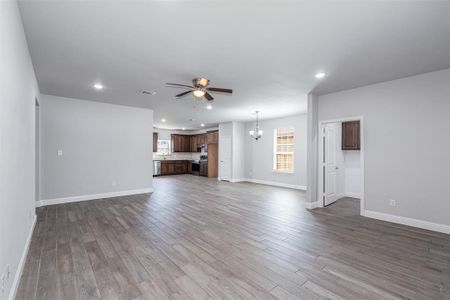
[17, 175, 450, 299]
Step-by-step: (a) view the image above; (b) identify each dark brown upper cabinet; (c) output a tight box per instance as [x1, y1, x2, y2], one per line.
[190, 134, 207, 152]
[206, 131, 218, 144]
[153, 132, 158, 152]
[171, 134, 191, 152]
[342, 120, 360, 150]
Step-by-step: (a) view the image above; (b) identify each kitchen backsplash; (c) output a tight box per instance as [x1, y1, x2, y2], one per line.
[153, 152, 203, 160]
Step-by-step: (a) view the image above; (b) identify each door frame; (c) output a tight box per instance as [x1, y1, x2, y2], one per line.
[317, 116, 365, 216]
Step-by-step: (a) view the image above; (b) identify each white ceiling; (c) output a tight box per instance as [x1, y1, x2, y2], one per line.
[19, 0, 450, 130]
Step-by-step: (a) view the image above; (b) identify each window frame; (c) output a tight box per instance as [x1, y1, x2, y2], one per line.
[273, 128, 295, 173]
[156, 139, 171, 155]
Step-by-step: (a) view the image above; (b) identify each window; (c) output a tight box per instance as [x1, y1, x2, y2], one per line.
[274, 128, 294, 173]
[157, 140, 170, 155]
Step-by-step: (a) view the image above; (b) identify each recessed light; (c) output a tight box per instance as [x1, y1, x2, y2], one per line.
[206, 105, 213, 110]
[182, 127, 186, 130]
[315, 72, 326, 79]
[161, 118, 166, 122]
[200, 123, 205, 127]
[93, 83, 103, 90]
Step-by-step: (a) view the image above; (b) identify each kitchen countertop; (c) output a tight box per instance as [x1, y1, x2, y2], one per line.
[154, 159, 190, 161]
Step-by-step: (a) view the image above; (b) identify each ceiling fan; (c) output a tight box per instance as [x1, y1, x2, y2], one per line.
[166, 78, 232, 102]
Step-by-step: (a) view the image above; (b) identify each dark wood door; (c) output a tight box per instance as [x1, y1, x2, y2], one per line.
[153, 132, 158, 152]
[171, 134, 191, 152]
[206, 131, 218, 144]
[174, 161, 187, 174]
[200, 161, 208, 176]
[207, 144, 218, 177]
[190, 135, 197, 152]
[198, 134, 206, 145]
[161, 161, 171, 175]
[342, 121, 360, 150]
[182, 135, 191, 152]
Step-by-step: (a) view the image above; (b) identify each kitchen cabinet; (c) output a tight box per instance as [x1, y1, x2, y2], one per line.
[190, 134, 207, 152]
[206, 131, 218, 144]
[342, 120, 360, 150]
[161, 161, 174, 175]
[153, 132, 158, 152]
[190, 135, 197, 152]
[160, 160, 189, 175]
[207, 144, 218, 178]
[199, 160, 208, 177]
[171, 134, 191, 152]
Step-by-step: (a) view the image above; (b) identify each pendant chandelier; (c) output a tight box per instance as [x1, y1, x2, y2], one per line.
[249, 111, 263, 140]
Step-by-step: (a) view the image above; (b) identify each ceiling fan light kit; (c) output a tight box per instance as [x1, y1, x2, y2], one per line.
[166, 77, 232, 102]
[249, 111, 263, 140]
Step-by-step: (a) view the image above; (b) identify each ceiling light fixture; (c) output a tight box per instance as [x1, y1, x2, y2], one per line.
[315, 72, 326, 79]
[182, 127, 186, 130]
[161, 118, 166, 122]
[249, 111, 263, 140]
[206, 105, 213, 110]
[93, 83, 104, 90]
[200, 123, 205, 127]
[193, 90, 206, 98]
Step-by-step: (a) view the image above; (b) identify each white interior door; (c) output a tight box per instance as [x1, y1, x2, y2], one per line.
[219, 136, 231, 181]
[324, 124, 339, 206]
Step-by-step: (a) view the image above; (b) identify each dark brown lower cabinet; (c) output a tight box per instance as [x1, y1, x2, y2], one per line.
[160, 160, 189, 175]
[199, 161, 208, 177]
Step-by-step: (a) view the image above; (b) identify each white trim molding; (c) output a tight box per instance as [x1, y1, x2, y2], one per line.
[318, 116, 365, 216]
[243, 178, 307, 190]
[305, 201, 319, 210]
[36, 188, 154, 207]
[9, 214, 37, 300]
[229, 178, 247, 183]
[344, 192, 361, 199]
[364, 210, 450, 235]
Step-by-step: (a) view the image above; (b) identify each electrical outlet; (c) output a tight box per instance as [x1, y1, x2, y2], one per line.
[112, 181, 116, 187]
[389, 199, 397, 207]
[57, 149, 63, 156]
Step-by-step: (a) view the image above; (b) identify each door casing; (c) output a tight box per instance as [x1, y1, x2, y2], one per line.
[317, 116, 365, 216]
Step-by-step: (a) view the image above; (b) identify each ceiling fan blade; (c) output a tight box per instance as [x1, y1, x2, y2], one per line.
[175, 90, 192, 98]
[206, 87, 233, 94]
[204, 92, 214, 101]
[166, 82, 194, 89]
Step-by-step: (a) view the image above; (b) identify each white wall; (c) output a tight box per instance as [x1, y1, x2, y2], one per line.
[232, 122, 246, 180]
[244, 114, 307, 189]
[0, 1, 40, 298]
[218, 122, 245, 181]
[318, 68, 450, 227]
[40, 94, 153, 201]
[344, 151, 361, 198]
[306, 93, 319, 203]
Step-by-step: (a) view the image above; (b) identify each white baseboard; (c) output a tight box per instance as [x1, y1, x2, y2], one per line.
[36, 188, 154, 207]
[344, 192, 360, 199]
[305, 201, 319, 210]
[243, 178, 307, 190]
[229, 178, 246, 183]
[364, 210, 450, 235]
[8, 214, 37, 300]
